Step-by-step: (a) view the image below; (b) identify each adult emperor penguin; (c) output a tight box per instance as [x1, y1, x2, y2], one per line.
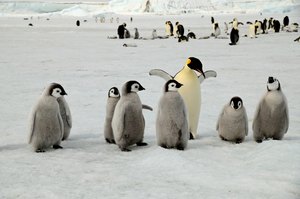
[57, 95, 72, 140]
[246, 22, 256, 38]
[156, 80, 188, 150]
[216, 96, 248, 143]
[104, 87, 120, 144]
[252, 77, 289, 143]
[165, 21, 174, 37]
[229, 18, 240, 45]
[28, 83, 67, 152]
[150, 57, 217, 139]
[112, 80, 148, 151]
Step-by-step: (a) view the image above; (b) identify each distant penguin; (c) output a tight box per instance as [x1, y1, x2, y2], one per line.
[187, 30, 196, 39]
[255, 20, 262, 34]
[273, 20, 280, 33]
[252, 77, 289, 143]
[76, 20, 80, 26]
[117, 23, 126, 39]
[268, 17, 274, 31]
[134, 28, 139, 39]
[28, 83, 67, 152]
[57, 96, 72, 141]
[156, 80, 188, 150]
[224, 22, 229, 35]
[261, 18, 267, 34]
[175, 22, 184, 37]
[152, 29, 158, 39]
[216, 96, 248, 143]
[112, 80, 148, 151]
[229, 18, 240, 45]
[28, 23, 33, 26]
[178, 35, 189, 42]
[283, 16, 289, 27]
[213, 23, 221, 38]
[246, 22, 256, 38]
[165, 21, 174, 36]
[125, 29, 131, 38]
[104, 87, 120, 144]
[211, 17, 216, 35]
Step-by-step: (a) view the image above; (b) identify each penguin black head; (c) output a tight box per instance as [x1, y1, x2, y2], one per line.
[49, 83, 67, 98]
[108, 87, 120, 98]
[125, 80, 145, 94]
[214, 23, 219, 30]
[165, 79, 183, 92]
[211, 17, 215, 24]
[230, 96, 243, 110]
[186, 57, 205, 78]
[267, 76, 281, 91]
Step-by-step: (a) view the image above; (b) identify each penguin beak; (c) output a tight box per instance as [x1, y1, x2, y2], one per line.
[61, 90, 67, 95]
[139, 86, 145, 91]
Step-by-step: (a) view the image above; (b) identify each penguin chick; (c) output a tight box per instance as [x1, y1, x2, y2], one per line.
[57, 95, 72, 141]
[104, 87, 120, 144]
[216, 96, 248, 143]
[28, 83, 67, 152]
[156, 80, 188, 150]
[112, 80, 147, 151]
[252, 77, 289, 143]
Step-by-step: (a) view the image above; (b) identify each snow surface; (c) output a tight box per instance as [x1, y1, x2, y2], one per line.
[1, 0, 300, 16]
[0, 11, 300, 199]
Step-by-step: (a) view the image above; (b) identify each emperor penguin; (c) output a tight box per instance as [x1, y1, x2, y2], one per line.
[112, 80, 148, 151]
[252, 77, 289, 143]
[216, 96, 248, 143]
[229, 18, 241, 45]
[149, 57, 217, 139]
[165, 21, 174, 36]
[57, 95, 72, 140]
[156, 80, 189, 150]
[104, 87, 120, 144]
[134, 28, 139, 39]
[187, 30, 196, 39]
[175, 22, 184, 37]
[246, 22, 256, 38]
[283, 16, 289, 28]
[273, 20, 281, 33]
[211, 17, 220, 37]
[28, 83, 67, 152]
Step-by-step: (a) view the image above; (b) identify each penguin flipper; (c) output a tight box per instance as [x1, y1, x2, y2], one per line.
[142, 104, 153, 111]
[198, 70, 217, 84]
[149, 69, 173, 81]
[58, 97, 72, 128]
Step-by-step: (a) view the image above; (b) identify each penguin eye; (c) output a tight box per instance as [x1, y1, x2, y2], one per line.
[238, 101, 242, 107]
[56, 90, 60, 93]
[135, 85, 138, 89]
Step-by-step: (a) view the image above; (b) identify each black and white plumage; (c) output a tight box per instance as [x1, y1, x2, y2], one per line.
[134, 28, 139, 39]
[112, 80, 147, 151]
[28, 83, 67, 152]
[252, 77, 289, 143]
[104, 87, 120, 144]
[156, 80, 188, 150]
[175, 22, 184, 37]
[165, 21, 174, 36]
[57, 96, 72, 141]
[216, 97, 248, 143]
[229, 18, 241, 45]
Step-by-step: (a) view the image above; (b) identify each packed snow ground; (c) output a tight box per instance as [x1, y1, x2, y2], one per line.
[0, 12, 300, 198]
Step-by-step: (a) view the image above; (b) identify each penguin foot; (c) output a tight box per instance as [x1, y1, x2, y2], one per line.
[229, 43, 236, 45]
[176, 144, 185, 151]
[255, 139, 263, 143]
[136, 142, 148, 146]
[219, 135, 227, 141]
[160, 144, 168, 149]
[105, 138, 116, 144]
[53, 145, 63, 149]
[35, 149, 45, 153]
[235, 138, 243, 144]
[120, 148, 131, 152]
[189, 133, 195, 140]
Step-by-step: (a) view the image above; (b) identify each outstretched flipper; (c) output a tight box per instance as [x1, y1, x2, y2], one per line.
[149, 69, 173, 81]
[150, 69, 217, 84]
[142, 104, 153, 111]
[198, 70, 217, 83]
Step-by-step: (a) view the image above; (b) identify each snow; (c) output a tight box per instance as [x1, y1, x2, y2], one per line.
[0, 9, 300, 199]
[0, 0, 300, 16]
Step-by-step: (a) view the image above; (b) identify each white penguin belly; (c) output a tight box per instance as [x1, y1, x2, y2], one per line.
[175, 72, 201, 136]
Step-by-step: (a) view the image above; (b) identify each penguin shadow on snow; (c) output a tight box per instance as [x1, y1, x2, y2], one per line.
[0, 143, 28, 152]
